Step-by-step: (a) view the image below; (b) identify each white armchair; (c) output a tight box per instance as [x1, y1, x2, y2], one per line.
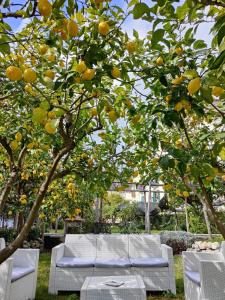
[182, 242, 225, 300]
[0, 237, 6, 249]
[0, 239, 39, 300]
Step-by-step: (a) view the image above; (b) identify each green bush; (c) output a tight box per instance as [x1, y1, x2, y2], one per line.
[0, 228, 16, 242]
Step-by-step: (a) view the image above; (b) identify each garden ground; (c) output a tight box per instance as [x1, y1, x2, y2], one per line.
[36, 253, 184, 300]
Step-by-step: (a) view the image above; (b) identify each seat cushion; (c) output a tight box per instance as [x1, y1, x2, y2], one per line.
[95, 259, 131, 268]
[11, 266, 35, 282]
[130, 257, 169, 268]
[56, 257, 95, 268]
[185, 271, 201, 287]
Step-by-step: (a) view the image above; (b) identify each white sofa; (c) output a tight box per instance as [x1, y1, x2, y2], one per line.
[0, 238, 39, 300]
[49, 234, 176, 295]
[182, 242, 225, 300]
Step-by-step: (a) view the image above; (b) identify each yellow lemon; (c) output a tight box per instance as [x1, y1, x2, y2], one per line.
[131, 114, 141, 124]
[152, 158, 159, 165]
[45, 120, 56, 134]
[91, 108, 98, 117]
[39, 44, 48, 55]
[111, 67, 121, 78]
[156, 56, 164, 66]
[212, 86, 224, 97]
[176, 189, 181, 196]
[38, 0, 52, 17]
[175, 47, 183, 55]
[67, 20, 78, 37]
[48, 54, 56, 62]
[188, 77, 201, 95]
[174, 102, 183, 112]
[48, 111, 56, 119]
[10, 140, 19, 150]
[183, 191, 189, 198]
[98, 21, 110, 36]
[6, 66, 22, 81]
[125, 41, 137, 53]
[15, 132, 22, 142]
[44, 69, 55, 79]
[172, 75, 185, 85]
[23, 68, 37, 83]
[108, 110, 118, 122]
[82, 68, 95, 80]
[75, 61, 87, 73]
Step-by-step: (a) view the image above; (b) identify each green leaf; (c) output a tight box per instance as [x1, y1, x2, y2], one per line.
[0, 43, 10, 54]
[200, 86, 213, 104]
[184, 28, 193, 41]
[158, 0, 166, 7]
[209, 50, 225, 70]
[193, 40, 207, 49]
[217, 25, 225, 46]
[128, 0, 138, 8]
[202, 163, 215, 177]
[151, 29, 165, 48]
[176, 2, 189, 20]
[133, 3, 150, 19]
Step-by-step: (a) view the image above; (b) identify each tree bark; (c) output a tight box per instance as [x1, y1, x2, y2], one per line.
[0, 169, 17, 213]
[198, 177, 225, 239]
[202, 202, 212, 239]
[0, 146, 71, 264]
[184, 197, 189, 232]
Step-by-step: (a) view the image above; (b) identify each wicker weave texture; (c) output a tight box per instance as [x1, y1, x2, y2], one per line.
[49, 234, 176, 295]
[183, 250, 225, 300]
[0, 245, 39, 300]
[80, 275, 146, 300]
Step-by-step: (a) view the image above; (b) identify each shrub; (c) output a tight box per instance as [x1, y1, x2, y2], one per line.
[160, 231, 207, 254]
[0, 228, 17, 243]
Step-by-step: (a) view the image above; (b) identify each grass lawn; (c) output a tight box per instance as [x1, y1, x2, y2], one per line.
[36, 253, 184, 300]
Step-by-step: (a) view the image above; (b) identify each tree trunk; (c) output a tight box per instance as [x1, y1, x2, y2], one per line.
[145, 182, 151, 233]
[0, 169, 17, 213]
[198, 177, 225, 239]
[55, 218, 58, 233]
[202, 202, 212, 239]
[0, 146, 70, 264]
[184, 197, 189, 232]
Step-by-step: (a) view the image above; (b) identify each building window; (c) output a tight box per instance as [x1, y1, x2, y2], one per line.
[139, 192, 145, 203]
[152, 192, 160, 203]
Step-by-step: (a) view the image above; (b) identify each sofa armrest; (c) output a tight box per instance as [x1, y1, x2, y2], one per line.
[0, 258, 13, 299]
[200, 260, 225, 298]
[182, 251, 222, 272]
[50, 243, 64, 267]
[161, 244, 173, 260]
[0, 238, 6, 250]
[12, 248, 40, 268]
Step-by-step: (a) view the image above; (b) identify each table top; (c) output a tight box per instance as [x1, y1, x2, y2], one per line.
[81, 275, 145, 291]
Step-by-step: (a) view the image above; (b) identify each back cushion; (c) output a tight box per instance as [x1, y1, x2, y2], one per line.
[129, 234, 161, 258]
[64, 234, 97, 258]
[96, 234, 129, 259]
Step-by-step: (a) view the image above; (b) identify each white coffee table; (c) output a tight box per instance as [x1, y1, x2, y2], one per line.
[80, 275, 146, 300]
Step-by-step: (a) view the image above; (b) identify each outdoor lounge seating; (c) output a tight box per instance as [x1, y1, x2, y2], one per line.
[48, 234, 176, 295]
[182, 241, 225, 300]
[0, 238, 39, 300]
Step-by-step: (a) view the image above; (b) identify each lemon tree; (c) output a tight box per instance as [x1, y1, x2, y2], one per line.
[0, 0, 143, 262]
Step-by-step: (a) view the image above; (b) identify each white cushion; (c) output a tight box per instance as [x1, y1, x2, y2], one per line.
[96, 235, 129, 260]
[64, 234, 97, 258]
[11, 266, 34, 282]
[130, 257, 168, 267]
[95, 259, 131, 268]
[129, 234, 161, 258]
[56, 257, 95, 268]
